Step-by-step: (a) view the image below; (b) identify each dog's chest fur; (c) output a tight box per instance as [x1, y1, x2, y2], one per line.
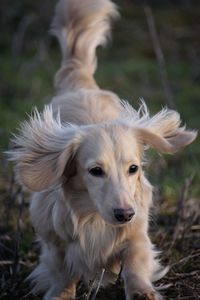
[62, 186, 126, 270]
[65, 209, 127, 280]
[32, 189, 127, 281]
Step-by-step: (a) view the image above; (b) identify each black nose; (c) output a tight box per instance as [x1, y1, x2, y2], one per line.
[113, 208, 135, 223]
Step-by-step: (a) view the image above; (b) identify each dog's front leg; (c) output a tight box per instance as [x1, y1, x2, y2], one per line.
[53, 281, 76, 300]
[122, 235, 162, 300]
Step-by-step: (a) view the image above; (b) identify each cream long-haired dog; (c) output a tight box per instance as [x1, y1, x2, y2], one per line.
[8, 0, 197, 299]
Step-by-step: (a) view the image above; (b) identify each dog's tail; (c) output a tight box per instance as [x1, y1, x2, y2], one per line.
[51, 0, 118, 75]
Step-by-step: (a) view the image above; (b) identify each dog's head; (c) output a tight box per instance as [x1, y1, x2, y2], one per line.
[8, 102, 197, 226]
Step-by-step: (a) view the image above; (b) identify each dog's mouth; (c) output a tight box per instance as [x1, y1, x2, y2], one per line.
[112, 217, 134, 226]
[103, 214, 135, 227]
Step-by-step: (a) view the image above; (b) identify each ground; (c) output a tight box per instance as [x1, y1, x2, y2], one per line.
[0, 1, 199, 299]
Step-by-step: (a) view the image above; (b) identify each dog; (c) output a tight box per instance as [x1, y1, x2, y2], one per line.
[8, 0, 197, 299]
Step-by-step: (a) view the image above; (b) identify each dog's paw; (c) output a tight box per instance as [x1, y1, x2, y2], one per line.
[53, 291, 75, 300]
[144, 291, 162, 300]
[130, 290, 162, 300]
[53, 296, 75, 300]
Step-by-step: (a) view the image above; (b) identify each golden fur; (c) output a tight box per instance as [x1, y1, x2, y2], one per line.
[8, 0, 197, 299]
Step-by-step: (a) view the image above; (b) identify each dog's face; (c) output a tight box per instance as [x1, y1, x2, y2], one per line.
[75, 125, 145, 225]
[8, 104, 197, 226]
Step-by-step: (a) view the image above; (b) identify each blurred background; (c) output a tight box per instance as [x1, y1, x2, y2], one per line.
[0, 0, 199, 299]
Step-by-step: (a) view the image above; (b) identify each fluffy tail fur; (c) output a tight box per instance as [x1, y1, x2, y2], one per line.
[51, 0, 118, 75]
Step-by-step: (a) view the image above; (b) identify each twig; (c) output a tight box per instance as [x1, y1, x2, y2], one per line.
[176, 173, 195, 219]
[0, 241, 15, 255]
[91, 268, 105, 300]
[86, 280, 97, 300]
[167, 270, 199, 280]
[144, 5, 175, 109]
[5, 172, 15, 227]
[168, 173, 195, 251]
[0, 259, 35, 267]
[11, 188, 25, 283]
[170, 252, 200, 268]
[87, 269, 105, 300]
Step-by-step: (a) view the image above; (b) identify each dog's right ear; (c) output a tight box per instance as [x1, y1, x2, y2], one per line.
[7, 106, 84, 191]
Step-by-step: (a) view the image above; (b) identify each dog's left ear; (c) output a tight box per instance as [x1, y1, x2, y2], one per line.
[135, 109, 197, 154]
[7, 106, 84, 191]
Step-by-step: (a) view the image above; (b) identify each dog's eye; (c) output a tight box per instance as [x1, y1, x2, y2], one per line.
[128, 164, 138, 175]
[89, 167, 105, 177]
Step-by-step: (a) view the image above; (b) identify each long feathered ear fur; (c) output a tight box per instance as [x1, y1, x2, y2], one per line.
[7, 106, 84, 191]
[121, 100, 197, 154]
